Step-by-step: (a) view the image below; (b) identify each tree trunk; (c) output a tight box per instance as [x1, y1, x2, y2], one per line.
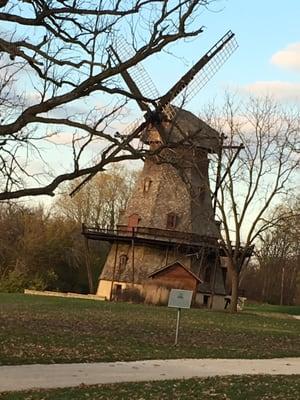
[261, 262, 268, 302]
[230, 267, 239, 313]
[280, 263, 285, 306]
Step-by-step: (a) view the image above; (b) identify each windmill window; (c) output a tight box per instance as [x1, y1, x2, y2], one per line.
[166, 212, 177, 229]
[143, 178, 152, 193]
[119, 254, 128, 268]
[149, 140, 162, 149]
[128, 213, 140, 228]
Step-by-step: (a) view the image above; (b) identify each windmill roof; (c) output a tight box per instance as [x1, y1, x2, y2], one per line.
[142, 107, 221, 153]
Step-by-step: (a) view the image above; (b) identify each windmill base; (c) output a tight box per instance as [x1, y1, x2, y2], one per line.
[97, 278, 227, 311]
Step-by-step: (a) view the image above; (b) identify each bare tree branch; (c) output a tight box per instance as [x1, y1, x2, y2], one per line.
[0, 0, 210, 199]
[205, 93, 299, 312]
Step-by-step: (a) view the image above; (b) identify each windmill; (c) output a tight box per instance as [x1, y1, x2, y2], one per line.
[80, 31, 239, 309]
[70, 30, 238, 197]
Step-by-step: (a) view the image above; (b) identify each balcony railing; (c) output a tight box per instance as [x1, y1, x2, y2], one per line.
[82, 224, 254, 259]
[82, 223, 218, 246]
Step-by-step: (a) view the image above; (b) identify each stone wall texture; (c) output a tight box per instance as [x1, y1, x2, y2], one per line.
[98, 109, 225, 296]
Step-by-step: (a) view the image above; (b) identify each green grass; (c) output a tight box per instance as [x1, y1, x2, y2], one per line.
[1, 376, 300, 400]
[0, 293, 299, 365]
[245, 303, 300, 316]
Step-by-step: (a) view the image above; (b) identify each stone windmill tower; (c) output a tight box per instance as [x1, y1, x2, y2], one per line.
[76, 31, 238, 307]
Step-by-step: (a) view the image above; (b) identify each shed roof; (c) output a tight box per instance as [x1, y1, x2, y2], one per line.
[148, 260, 202, 283]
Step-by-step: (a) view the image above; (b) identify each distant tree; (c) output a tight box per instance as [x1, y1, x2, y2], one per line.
[0, 203, 104, 293]
[54, 166, 138, 228]
[256, 198, 300, 305]
[54, 166, 138, 293]
[0, 0, 209, 201]
[205, 94, 300, 312]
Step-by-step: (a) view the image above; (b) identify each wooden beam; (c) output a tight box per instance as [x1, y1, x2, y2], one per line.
[110, 242, 119, 301]
[84, 237, 94, 294]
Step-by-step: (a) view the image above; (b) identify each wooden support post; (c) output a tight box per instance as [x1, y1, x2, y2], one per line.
[165, 246, 169, 266]
[110, 242, 119, 301]
[131, 227, 135, 286]
[174, 308, 181, 346]
[197, 248, 205, 277]
[84, 237, 94, 294]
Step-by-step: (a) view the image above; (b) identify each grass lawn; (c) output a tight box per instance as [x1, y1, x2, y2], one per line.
[1, 375, 300, 400]
[0, 293, 299, 365]
[245, 303, 300, 316]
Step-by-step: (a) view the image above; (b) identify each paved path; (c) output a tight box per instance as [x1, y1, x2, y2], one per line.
[0, 358, 299, 392]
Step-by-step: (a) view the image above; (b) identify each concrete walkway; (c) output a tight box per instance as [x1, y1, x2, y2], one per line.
[0, 358, 300, 392]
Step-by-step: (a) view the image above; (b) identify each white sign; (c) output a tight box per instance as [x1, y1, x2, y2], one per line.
[168, 289, 193, 309]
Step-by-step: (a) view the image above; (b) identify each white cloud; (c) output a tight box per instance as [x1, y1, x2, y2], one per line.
[46, 132, 74, 145]
[243, 81, 300, 101]
[271, 43, 300, 72]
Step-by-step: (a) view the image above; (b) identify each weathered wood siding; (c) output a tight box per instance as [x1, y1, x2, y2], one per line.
[149, 263, 198, 292]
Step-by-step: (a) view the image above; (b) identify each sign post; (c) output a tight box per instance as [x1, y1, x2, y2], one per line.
[174, 308, 181, 346]
[168, 289, 193, 346]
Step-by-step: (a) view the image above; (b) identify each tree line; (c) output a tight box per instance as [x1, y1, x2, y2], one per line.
[1, 164, 299, 305]
[0, 167, 135, 293]
[0, 2, 299, 311]
[239, 198, 300, 305]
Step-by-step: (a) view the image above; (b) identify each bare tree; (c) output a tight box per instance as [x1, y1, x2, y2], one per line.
[256, 198, 300, 305]
[205, 94, 300, 312]
[54, 165, 137, 228]
[53, 165, 138, 293]
[0, 0, 209, 200]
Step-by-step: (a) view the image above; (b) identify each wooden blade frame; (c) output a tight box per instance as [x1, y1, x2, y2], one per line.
[159, 31, 238, 109]
[70, 31, 238, 197]
[108, 45, 149, 112]
[107, 43, 173, 148]
[108, 35, 160, 109]
[70, 42, 157, 197]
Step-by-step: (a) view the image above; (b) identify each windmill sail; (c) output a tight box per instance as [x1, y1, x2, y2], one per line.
[70, 31, 238, 197]
[108, 45, 149, 112]
[109, 36, 160, 100]
[159, 31, 238, 109]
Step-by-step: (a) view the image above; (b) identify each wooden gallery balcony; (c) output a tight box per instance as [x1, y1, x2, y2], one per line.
[82, 224, 219, 252]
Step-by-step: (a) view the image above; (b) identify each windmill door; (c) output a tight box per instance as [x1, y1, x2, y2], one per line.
[127, 213, 140, 232]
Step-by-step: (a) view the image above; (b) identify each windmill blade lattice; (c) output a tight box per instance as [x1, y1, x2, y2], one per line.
[111, 36, 160, 100]
[110, 37, 177, 120]
[160, 31, 238, 109]
[71, 31, 238, 197]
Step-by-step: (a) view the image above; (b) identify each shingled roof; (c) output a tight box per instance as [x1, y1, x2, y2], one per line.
[148, 260, 202, 283]
[142, 107, 220, 153]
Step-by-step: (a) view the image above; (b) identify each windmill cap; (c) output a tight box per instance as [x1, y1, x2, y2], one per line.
[142, 107, 221, 153]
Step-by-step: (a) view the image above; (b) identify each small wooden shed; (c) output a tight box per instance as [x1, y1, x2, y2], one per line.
[148, 261, 202, 295]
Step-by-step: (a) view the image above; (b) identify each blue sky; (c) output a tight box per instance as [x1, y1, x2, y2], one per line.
[138, 0, 300, 112]
[106, 0, 300, 236]
[11, 0, 299, 207]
